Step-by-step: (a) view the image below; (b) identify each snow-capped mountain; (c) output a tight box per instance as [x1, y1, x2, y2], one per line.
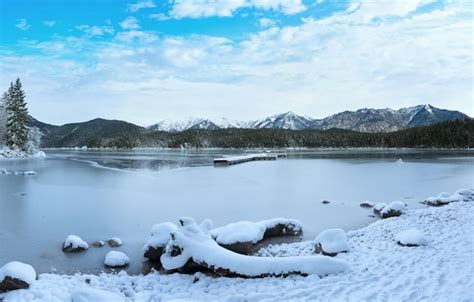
[148, 118, 219, 132]
[147, 105, 469, 133]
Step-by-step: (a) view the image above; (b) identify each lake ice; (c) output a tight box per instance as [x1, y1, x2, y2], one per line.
[0, 149, 473, 274]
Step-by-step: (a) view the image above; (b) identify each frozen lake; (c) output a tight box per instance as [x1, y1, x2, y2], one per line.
[0, 149, 473, 275]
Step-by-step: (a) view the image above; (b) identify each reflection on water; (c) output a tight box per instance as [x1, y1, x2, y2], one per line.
[0, 149, 473, 275]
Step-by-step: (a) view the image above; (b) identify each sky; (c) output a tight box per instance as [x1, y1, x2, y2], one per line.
[0, 0, 472, 126]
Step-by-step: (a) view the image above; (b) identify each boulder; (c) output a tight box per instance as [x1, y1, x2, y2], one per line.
[360, 201, 374, 208]
[0, 261, 36, 292]
[63, 235, 89, 253]
[107, 237, 123, 247]
[91, 240, 105, 248]
[143, 222, 178, 263]
[314, 229, 349, 257]
[321, 200, 330, 204]
[104, 251, 129, 268]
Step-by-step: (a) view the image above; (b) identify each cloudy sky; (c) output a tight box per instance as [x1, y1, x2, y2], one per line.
[0, 0, 472, 126]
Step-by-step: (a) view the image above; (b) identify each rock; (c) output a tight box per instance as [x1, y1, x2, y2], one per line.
[144, 246, 165, 262]
[395, 228, 427, 247]
[220, 242, 255, 255]
[373, 203, 387, 215]
[314, 229, 349, 257]
[321, 200, 330, 204]
[0, 261, 36, 292]
[63, 235, 89, 253]
[91, 240, 105, 248]
[380, 201, 406, 219]
[104, 251, 130, 268]
[108, 237, 123, 247]
[360, 201, 374, 208]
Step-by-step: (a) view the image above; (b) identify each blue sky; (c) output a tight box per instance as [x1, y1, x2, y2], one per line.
[0, 0, 472, 125]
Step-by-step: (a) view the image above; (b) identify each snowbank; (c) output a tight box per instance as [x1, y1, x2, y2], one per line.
[160, 217, 347, 277]
[395, 228, 427, 246]
[315, 229, 349, 256]
[104, 251, 130, 268]
[63, 235, 89, 253]
[0, 262, 36, 286]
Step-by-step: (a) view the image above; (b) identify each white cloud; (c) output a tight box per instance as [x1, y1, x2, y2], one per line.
[149, 13, 170, 21]
[128, 0, 156, 13]
[259, 18, 276, 28]
[2, 0, 472, 125]
[120, 16, 140, 30]
[43, 20, 56, 27]
[16, 19, 30, 30]
[169, 0, 306, 19]
[75, 24, 115, 36]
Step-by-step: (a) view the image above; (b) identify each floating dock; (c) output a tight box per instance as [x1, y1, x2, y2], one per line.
[214, 153, 286, 166]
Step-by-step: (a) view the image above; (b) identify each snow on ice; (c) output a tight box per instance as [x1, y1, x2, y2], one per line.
[395, 228, 427, 246]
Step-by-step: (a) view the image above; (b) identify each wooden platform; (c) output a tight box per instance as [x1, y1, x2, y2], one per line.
[213, 153, 285, 166]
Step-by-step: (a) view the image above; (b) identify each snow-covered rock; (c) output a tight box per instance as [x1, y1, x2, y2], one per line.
[161, 217, 347, 277]
[314, 229, 349, 256]
[0, 261, 36, 292]
[14, 171, 37, 176]
[91, 240, 105, 248]
[360, 201, 374, 208]
[104, 251, 130, 268]
[380, 201, 406, 218]
[395, 228, 427, 247]
[210, 218, 303, 254]
[71, 287, 125, 302]
[423, 189, 473, 206]
[107, 237, 123, 247]
[63, 235, 89, 253]
[373, 202, 387, 215]
[143, 222, 179, 262]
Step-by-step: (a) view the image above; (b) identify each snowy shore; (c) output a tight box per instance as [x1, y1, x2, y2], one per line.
[0, 147, 45, 159]
[1, 191, 472, 301]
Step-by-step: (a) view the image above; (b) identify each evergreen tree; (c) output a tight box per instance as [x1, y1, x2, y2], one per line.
[5, 78, 29, 149]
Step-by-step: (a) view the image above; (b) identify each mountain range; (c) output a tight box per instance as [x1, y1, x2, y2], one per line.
[148, 104, 469, 132]
[28, 104, 470, 148]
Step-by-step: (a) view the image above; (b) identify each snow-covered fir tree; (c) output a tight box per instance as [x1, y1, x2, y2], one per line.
[5, 78, 29, 149]
[0, 92, 6, 146]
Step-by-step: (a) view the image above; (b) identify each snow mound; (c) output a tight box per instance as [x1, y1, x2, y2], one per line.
[104, 251, 130, 267]
[395, 228, 427, 246]
[0, 261, 36, 285]
[161, 217, 347, 277]
[315, 229, 349, 255]
[380, 201, 406, 218]
[63, 235, 89, 251]
[210, 218, 303, 245]
[71, 287, 125, 302]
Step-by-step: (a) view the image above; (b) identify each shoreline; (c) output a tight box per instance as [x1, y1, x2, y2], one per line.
[1, 189, 472, 301]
